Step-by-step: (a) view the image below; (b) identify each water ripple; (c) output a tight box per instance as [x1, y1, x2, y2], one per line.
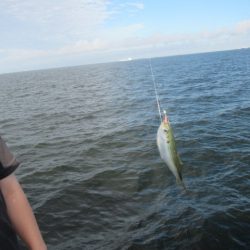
[0, 49, 250, 249]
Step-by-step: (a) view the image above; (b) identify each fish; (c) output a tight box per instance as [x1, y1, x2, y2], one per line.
[157, 111, 186, 189]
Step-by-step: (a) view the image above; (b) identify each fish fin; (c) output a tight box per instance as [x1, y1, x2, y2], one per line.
[177, 154, 183, 165]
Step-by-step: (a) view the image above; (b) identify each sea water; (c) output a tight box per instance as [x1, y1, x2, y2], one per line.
[0, 49, 250, 249]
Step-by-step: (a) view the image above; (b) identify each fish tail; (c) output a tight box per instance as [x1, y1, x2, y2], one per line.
[176, 173, 187, 192]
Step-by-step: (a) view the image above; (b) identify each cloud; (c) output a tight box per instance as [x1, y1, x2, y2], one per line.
[111, 1, 144, 15]
[136, 19, 250, 49]
[0, 0, 146, 54]
[0, 0, 250, 75]
[1, 22, 145, 61]
[1, 0, 109, 23]
[57, 39, 106, 55]
[3, 18, 249, 64]
[233, 20, 250, 34]
[0, 48, 49, 63]
[0, 0, 110, 41]
[127, 2, 144, 10]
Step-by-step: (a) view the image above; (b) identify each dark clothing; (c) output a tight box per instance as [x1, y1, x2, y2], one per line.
[0, 136, 20, 250]
[0, 161, 19, 181]
[0, 194, 20, 250]
[0, 136, 20, 180]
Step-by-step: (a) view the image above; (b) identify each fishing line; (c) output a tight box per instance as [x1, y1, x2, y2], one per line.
[149, 58, 162, 122]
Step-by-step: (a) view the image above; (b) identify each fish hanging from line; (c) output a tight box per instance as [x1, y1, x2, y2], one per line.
[149, 59, 186, 189]
[157, 110, 186, 190]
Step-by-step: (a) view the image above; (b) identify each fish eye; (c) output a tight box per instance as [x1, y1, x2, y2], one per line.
[164, 129, 168, 133]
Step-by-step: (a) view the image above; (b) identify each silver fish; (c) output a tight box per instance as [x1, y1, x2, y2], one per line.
[157, 111, 185, 189]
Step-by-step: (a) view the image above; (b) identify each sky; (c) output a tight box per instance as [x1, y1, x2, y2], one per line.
[0, 0, 250, 74]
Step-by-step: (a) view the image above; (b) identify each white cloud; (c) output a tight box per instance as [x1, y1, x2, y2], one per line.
[56, 39, 106, 55]
[233, 20, 250, 34]
[1, 0, 109, 22]
[134, 19, 250, 50]
[127, 2, 144, 10]
[1, 48, 49, 62]
[0, 22, 145, 61]
[2, 19, 249, 63]
[0, 0, 250, 75]
[0, 0, 110, 41]
[112, 1, 144, 15]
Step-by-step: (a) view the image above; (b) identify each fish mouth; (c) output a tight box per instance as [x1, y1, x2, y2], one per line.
[163, 110, 169, 124]
[163, 116, 168, 124]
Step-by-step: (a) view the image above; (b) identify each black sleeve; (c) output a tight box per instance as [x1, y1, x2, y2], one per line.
[0, 136, 20, 180]
[0, 162, 20, 180]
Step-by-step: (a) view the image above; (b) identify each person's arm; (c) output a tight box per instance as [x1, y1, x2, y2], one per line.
[0, 174, 47, 250]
